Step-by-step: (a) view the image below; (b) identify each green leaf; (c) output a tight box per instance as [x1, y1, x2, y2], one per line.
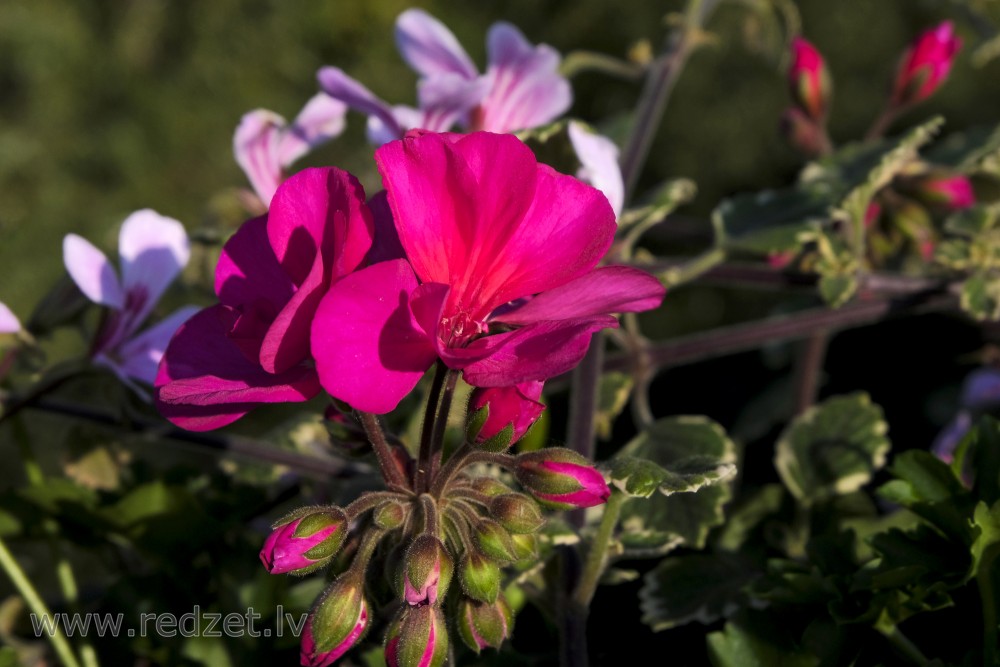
[817, 272, 858, 309]
[926, 122, 1000, 176]
[0, 509, 21, 538]
[617, 416, 737, 549]
[877, 450, 976, 545]
[595, 372, 633, 440]
[712, 185, 830, 254]
[707, 621, 820, 667]
[639, 553, 757, 630]
[715, 484, 785, 552]
[961, 272, 1000, 321]
[0, 648, 17, 667]
[774, 393, 890, 505]
[606, 454, 735, 499]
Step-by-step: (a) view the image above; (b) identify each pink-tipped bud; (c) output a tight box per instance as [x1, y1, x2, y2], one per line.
[457, 595, 514, 653]
[892, 21, 962, 107]
[914, 174, 975, 210]
[384, 606, 449, 667]
[402, 535, 453, 606]
[301, 583, 368, 666]
[515, 448, 611, 509]
[864, 202, 883, 229]
[260, 507, 347, 575]
[788, 37, 831, 121]
[468, 381, 545, 452]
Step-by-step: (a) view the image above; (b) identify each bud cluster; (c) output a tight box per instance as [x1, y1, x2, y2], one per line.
[258, 400, 610, 665]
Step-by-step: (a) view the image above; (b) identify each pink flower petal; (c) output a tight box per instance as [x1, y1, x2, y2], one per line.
[118, 209, 191, 324]
[395, 9, 479, 80]
[265, 167, 373, 287]
[0, 301, 20, 334]
[276, 93, 347, 167]
[478, 22, 571, 133]
[311, 260, 436, 414]
[374, 132, 483, 287]
[454, 316, 617, 386]
[155, 305, 320, 431]
[365, 191, 406, 265]
[317, 67, 404, 141]
[233, 109, 286, 206]
[493, 266, 665, 325]
[477, 160, 616, 310]
[63, 234, 124, 309]
[215, 216, 295, 309]
[117, 305, 199, 385]
[259, 252, 325, 374]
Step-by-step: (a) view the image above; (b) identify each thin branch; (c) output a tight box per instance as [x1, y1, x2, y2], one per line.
[1, 393, 369, 481]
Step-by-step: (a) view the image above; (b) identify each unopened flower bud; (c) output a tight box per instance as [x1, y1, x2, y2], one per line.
[384, 605, 449, 667]
[510, 533, 538, 562]
[474, 519, 517, 562]
[375, 501, 407, 530]
[788, 37, 831, 122]
[489, 494, 544, 534]
[515, 448, 611, 509]
[471, 477, 514, 497]
[303, 578, 368, 665]
[468, 381, 545, 452]
[457, 595, 514, 653]
[913, 174, 975, 210]
[402, 535, 453, 606]
[891, 21, 962, 108]
[260, 507, 347, 575]
[460, 551, 501, 603]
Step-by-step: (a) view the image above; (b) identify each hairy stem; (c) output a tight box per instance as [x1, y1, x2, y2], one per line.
[358, 412, 410, 493]
[573, 491, 626, 608]
[416, 362, 448, 493]
[0, 537, 84, 667]
[345, 491, 411, 520]
[427, 369, 460, 486]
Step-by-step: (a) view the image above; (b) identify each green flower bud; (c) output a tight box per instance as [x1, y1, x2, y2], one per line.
[460, 551, 501, 603]
[489, 494, 544, 534]
[384, 605, 448, 667]
[457, 595, 514, 653]
[401, 535, 453, 606]
[474, 519, 517, 562]
[374, 501, 407, 530]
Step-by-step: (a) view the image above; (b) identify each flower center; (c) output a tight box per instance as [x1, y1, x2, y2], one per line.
[440, 311, 487, 348]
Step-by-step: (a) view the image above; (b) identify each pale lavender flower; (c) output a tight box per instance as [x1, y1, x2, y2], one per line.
[317, 9, 571, 144]
[233, 93, 348, 207]
[63, 210, 197, 395]
[0, 302, 20, 334]
[568, 121, 624, 217]
[932, 368, 1000, 462]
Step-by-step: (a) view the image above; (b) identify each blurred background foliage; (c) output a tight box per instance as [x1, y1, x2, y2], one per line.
[2, 1, 1000, 665]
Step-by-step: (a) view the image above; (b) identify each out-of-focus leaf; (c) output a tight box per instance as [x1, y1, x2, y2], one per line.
[617, 416, 737, 549]
[600, 567, 640, 585]
[595, 372, 633, 440]
[715, 484, 785, 552]
[878, 450, 976, 545]
[961, 272, 1000, 321]
[926, 122, 1000, 176]
[639, 553, 757, 631]
[0, 647, 17, 667]
[707, 621, 820, 667]
[712, 186, 830, 255]
[181, 636, 232, 667]
[774, 393, 890, 505]
[0, 510, 21, 538]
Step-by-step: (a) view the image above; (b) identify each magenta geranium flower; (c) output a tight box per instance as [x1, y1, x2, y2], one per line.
[63, 210, 197, 394]
[311, 131, 665, 414]
[233, 94, 348, 208]
[155, 167, 374, 431]
[317, 9, 570, 143]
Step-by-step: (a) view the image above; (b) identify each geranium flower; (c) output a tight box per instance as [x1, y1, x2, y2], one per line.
[317, 9, 570, 144]
[62, 210, 197, 394]
[311, 131, 664, 414]
[234, 94, 348, 208]
[155, 168, 374, 431]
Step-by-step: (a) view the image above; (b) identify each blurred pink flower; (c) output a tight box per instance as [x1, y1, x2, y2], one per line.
[0, 301, 20, 334]
[234, 94, 347, 207]
[63, 210, 196, 395]
[788, 37, 830, 121]
[891, 21, 961, 107]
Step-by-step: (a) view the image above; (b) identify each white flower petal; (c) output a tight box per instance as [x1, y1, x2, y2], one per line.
[234, 109, 287, 206]
[116, 305, 199, 386]
[63, 234, 124, 309]
[568, 121, 625, 218]
[0, 301, 20, 334]
[118, 210, 191, 326]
